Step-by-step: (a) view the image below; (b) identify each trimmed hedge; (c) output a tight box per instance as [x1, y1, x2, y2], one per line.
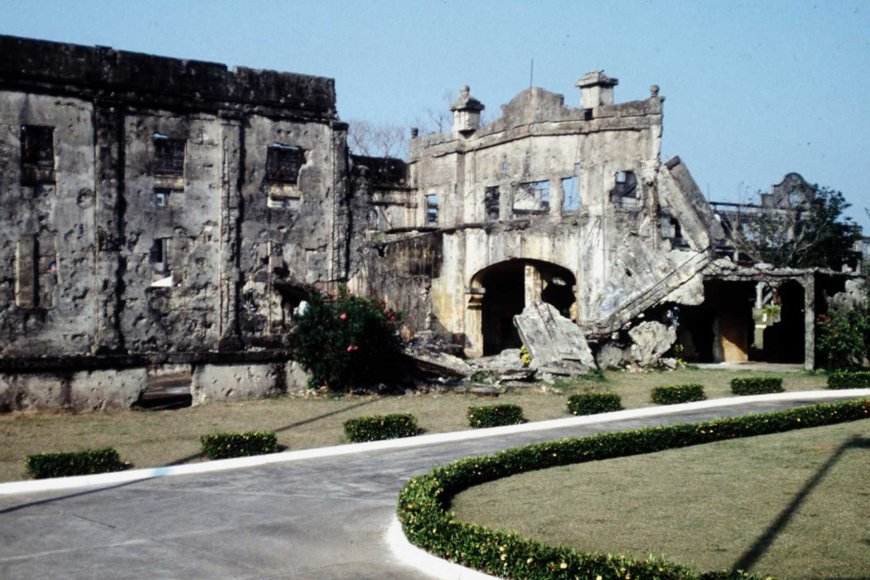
[828, 370, 870, 390]
[398, 398, 869, 580]
[200, 431, 278, 460]
[26, 448, 126, 479]
[566, 392, 622, 415]
[651, 383, 707, 405]
[467, 404, 525, 428]
[343, 413, 421, 442]
[731, 376, 784, 396]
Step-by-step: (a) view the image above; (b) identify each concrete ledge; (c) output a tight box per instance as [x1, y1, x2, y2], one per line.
[1, 389, 867, 496]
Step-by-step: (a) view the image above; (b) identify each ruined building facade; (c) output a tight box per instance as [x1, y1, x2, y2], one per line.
[0, 35, 848, 410]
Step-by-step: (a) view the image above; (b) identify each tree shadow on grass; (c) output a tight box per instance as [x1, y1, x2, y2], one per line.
[160, 397, 383, 467]
[731, 435, 870, 575]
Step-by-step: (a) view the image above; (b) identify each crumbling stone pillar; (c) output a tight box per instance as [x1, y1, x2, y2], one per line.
[93, 104, 125, 352]
[524, 263, 543, 307]
[803, 274, 815, 370]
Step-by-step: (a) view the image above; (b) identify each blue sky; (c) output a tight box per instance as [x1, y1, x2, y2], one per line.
[3, 0, 869, 226]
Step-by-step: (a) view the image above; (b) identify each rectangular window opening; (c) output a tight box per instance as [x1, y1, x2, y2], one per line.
[513, 180, 550, 216]
[20, 125, 55, 185]
[149, 238, 173, 286]
[561, 176, 580, 212]
[152, 134, 185, 177]
[426, 194, 439, 225]
[265, 143, 305, 185]
[484, 186, 500, 221]
[154, 190, 170, 207]
[610, 170, 639, 208]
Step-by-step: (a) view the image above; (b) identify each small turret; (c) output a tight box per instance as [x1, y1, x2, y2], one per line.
[576, 70, 619, 109]
[450, 85, 485, 136]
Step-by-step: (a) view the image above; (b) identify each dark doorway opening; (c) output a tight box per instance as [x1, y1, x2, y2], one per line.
[677, 279, 805, 364]
[475, 259, 576, 356]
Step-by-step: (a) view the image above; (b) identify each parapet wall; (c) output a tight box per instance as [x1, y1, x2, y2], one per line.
[0, 34, 336, 119]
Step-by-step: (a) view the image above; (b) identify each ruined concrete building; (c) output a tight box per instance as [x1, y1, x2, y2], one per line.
[0, 35, 853, 410]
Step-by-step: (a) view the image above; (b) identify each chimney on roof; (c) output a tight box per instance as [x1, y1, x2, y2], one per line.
[576, 70, 619, 109]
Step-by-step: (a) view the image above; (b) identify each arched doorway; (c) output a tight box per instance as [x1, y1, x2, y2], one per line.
[470, 259, 576, 356]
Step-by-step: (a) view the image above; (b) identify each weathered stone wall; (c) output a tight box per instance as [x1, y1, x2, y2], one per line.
[361, 81, 713, 356]
[0, 35, 345, 407]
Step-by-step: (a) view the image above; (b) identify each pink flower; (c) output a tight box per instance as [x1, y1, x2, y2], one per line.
[346, 345, 359, 352]
[340, 313, 347, 320]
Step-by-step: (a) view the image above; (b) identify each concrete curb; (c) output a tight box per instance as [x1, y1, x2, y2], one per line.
[386, 516, 499, 580]
[1, 389, 867, 496]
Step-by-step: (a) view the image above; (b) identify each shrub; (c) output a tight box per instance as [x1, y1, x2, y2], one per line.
[730, 377, 784, 395]
[200, 431, 278, 460]
[651, 383, 706, 405]
[828, 370, 870, 389]
[397, 398, 869, 580]
[467, 404, 525, 428]
[291, 288, 403, 392]
[343, 413, 421, 442]
[566, 392, 622, 415]
[26, 448, 126, 479]
[816, 309, 870, 370]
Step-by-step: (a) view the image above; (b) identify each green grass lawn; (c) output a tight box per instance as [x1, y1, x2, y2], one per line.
[450, 420, 870, 579]
[0, 368, 828, 482]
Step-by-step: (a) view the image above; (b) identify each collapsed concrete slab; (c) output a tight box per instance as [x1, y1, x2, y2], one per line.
[628, 320, 677, 366]
[513, 302, 596, 375]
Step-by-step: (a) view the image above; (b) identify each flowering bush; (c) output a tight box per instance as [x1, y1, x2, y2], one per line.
[817, 309, 870, 370]
[292, 288, 403, 392]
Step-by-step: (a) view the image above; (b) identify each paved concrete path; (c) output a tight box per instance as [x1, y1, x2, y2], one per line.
[0, 393, 865, 579]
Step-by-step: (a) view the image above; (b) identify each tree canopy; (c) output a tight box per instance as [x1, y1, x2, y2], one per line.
[730, 186, 861, 270]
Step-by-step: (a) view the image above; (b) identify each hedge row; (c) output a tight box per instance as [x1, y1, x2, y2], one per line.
[651, 384, 707, 405]
[828, 370, 870, 389]
[567, 392, 622, 415]
[200, 431, 278, 460]
[467, 404, 525, 428]
[731, 377, 783, 396]
[397, 398, 869, 580]
[343, 413, 421, 442]
[26, 448, 126, 479]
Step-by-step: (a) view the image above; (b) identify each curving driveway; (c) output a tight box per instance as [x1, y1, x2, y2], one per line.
[0, 392, 866, 579]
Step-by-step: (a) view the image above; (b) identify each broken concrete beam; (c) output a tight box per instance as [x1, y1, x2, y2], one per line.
[513, 301, 596, 375]
[402, 351, 473, 379]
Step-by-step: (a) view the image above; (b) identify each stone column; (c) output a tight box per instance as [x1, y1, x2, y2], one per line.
[93, 103, 124, 352]
[524, 263, 543, 307]
[218, 118, 242, 349]
[804, 273, 815, 371]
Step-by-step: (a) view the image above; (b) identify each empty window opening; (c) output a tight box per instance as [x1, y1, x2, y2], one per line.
[265, 143, 305, 185]
[484, 186, 500, 221]
[426, 194, 439, 225]
[154, 190, 170, 207]
[267, 196, 301, 210]
[152, 134, 185, 176]
[20, 125, 55, 185]
[610, 170, 638, 208]
[513, 180, 550, 216]
[561, 175, 580, 212]
[149, 238, 172, 286]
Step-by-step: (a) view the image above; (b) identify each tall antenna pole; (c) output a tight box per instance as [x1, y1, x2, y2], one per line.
[528, 58, 534, 126]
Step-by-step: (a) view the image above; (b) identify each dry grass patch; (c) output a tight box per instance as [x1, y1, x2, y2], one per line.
[0, 368, 829, 483]
[451, 420, 869, 579]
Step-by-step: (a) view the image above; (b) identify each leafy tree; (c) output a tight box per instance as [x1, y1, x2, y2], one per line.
[291, 289, 403, 392]
[731, 186, 860, 270]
